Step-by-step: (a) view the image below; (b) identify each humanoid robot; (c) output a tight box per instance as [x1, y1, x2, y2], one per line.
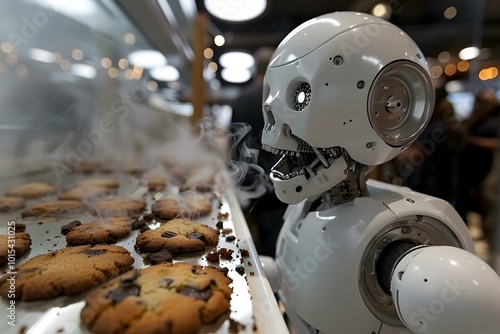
[259, 11, 500, 334]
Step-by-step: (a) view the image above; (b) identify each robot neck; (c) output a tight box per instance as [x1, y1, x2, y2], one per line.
[322, 158, 369, 206]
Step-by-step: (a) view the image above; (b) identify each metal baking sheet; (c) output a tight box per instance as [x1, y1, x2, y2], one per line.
[0, 169, 288, 334]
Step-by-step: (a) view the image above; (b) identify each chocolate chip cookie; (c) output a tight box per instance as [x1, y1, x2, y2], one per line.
[135, 218, 218, 254]
[66, 216, 132, 245]
[0, 197, 26, 212]
[58, 185, 114, 201]
[90, 197, 146, 217]
[80, 262, 232, 334]
[0, 245, 134, 301]
[0, 232, 31, 264]
[21, 200, 86, 217]
[5, 182, 56, 198]
[151, 195, 212, 220]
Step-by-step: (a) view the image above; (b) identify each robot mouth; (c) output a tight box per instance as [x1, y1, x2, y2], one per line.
[265, 145, 342, 181]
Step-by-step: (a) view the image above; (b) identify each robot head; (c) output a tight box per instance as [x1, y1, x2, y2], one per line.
[262, 12, 434, 204]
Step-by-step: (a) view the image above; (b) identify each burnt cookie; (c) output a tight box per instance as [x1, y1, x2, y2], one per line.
[0, 244, 134, 301]
[21, 200, 86, 217]
[0, 196, 26, 212]
[0, 232, 31, 264]
[90, 197, 146, 217]
[58, 185, 114, 201]
[66, 216, 132, 245]
[135, 218, 218, 254]
[80, 262, 232, 334]
[151, 195, 212, 220]
[5, 182, 56, 198]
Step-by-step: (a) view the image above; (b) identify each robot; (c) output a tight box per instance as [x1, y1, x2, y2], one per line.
[259, 11, 500, 334]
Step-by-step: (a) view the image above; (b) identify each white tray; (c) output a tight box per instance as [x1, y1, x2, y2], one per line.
[0, 171, 288, 334]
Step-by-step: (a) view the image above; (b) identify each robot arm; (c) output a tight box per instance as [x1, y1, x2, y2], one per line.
[391, 246, 500, 334]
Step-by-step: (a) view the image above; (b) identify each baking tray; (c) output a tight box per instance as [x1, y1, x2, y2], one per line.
[0, 168, 288, 334]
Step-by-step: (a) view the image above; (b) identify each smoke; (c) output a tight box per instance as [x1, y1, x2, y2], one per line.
[226, 122, 273, 207]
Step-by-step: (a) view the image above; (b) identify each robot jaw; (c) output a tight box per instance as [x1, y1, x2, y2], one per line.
[263, 136, 348, 204]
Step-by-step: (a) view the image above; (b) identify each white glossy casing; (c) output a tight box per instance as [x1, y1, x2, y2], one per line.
[262, 11, 433, 166]
[275, 180, 474, 333]
[392, 246, 500, 334]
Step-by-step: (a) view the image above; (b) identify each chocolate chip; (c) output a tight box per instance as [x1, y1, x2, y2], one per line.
[148, 249, 173, 264]
[187, 232, 204, 240]
[159, 278, 174, 287]
[84, 249, 107, 257]
[106, 285, 140, 303]
[121, 271, 141, 285]
[216, 221, 224, 229]
[225, 235, 236, 242]
[61, 220, 81, 235]
[161, 231, 177, 238]
[179, 287, 212, 300]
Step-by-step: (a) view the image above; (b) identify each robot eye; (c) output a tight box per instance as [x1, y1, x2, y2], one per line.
[293, 82, 311, 111]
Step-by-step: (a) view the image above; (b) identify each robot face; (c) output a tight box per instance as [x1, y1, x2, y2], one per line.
[261, 12, 434, 204]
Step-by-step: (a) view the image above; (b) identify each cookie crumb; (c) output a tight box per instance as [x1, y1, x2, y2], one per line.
[235, 265, 245, 276]
[61, 220, 81, 235]
[217, 212, 229, 219]
[240, 249, 250, 257]
[229, 318, 246, 333]
[221, 228, 233, 235]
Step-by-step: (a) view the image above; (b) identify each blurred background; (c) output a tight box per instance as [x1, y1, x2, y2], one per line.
[0, 0, 498, 265]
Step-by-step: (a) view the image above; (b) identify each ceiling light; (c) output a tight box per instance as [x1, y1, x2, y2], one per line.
[372, 3, 391, 20]
[147, 81, 158, 92]
[124, 33, 136, 45]
[457, 60, 469, 72]
[458, 46, 479, 60]
[221, 68, 252, 83]
[71, 63, 96, 79]
[108, 67, 119, 78]
[127, 50, 167, 69]
[219, 51, 254, 69]
[204, 48, 214, 59]
[444, 64, 456, 76]
[204, 0, 267, 22]
[59, 59, 70, 70]
[101, 57, 112, 69]
[430, 66, 443, 78]
[444, 6, 457, 20]
[438, 51, 450, 63]
[214, 35, 225, 46]
[28, 48, 54, 63]
[208, 62, 218, 72]
[71, 49, 84, 61]
[118, 58, 129, 70]
[149, 65, 180, 82]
